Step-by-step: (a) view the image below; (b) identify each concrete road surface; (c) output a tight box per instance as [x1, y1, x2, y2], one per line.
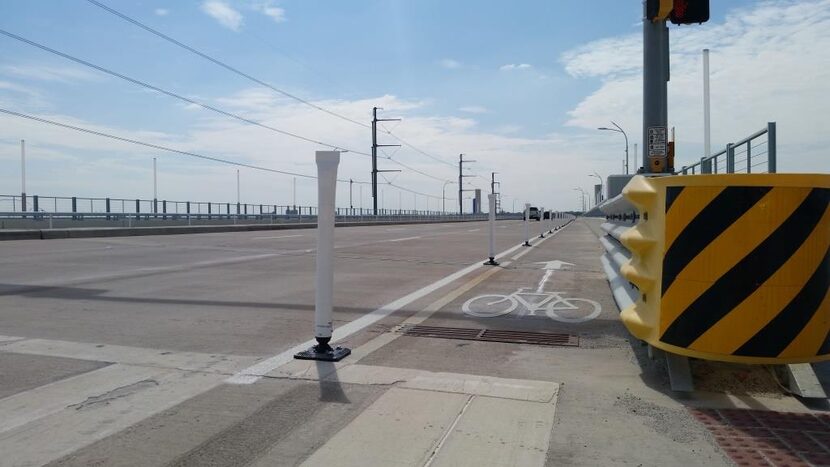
[0, 219, 818, 466]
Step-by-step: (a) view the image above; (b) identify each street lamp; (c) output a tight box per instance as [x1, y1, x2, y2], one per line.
[588, 172, 603, 205]
[573, 187, 587, 213]
[442, 180, 454, 214]
[598, 121, 630, 174]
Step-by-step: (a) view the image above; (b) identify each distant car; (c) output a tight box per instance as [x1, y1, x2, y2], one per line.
[526, 206, 540, 221]
[543, 210, 551, 220]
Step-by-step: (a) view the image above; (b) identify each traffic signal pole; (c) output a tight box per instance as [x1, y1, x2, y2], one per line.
[642, 9, 670, 174]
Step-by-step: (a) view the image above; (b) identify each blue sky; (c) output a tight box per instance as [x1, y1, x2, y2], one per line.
[0, 0, 826, 211]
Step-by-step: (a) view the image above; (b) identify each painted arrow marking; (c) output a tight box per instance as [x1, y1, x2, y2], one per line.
[535, 260, 574, 292]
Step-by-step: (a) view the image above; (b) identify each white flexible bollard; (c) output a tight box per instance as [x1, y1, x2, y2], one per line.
[523, 203, 531, 246]
[295, 151, 350, 362]
[539, 205, 545, 238]
[484, 193, 499, 266]
[548, 209, 553, 233]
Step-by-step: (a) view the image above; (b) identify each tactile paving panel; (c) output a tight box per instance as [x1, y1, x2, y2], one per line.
[690, 408, 830, 467]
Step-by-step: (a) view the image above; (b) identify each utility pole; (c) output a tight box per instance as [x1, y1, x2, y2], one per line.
[20, 139, 26, 212]
[458, 154, 476, 215]
[371, 107, 401, 215]
[293, 177, 296, 208]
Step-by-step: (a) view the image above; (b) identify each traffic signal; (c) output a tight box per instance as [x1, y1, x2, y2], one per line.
[646, 0, 673, 22]
[647, 0, 709, 24]
[670, 0, 709, 25]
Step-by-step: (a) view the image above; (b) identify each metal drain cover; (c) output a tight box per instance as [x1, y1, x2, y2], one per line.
[399, 324, 578, 347]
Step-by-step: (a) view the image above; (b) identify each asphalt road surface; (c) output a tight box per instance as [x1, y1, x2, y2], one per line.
[0, 219, 816, 466]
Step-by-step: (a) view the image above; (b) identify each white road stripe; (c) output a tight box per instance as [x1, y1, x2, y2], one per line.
[251, 234, 303, 240]
[466, 229, 480, 232]
[385, 236, 422, 242]
[226, 238, 529, 384]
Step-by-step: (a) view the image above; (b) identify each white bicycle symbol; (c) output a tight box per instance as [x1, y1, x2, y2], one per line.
[462, 287, 602, 323]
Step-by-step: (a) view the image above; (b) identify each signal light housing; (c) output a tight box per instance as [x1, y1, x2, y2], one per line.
[670, 0, 709, 25]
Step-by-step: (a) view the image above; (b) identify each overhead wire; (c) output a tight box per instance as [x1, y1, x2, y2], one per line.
[87, 0, 479, 184]
[0, 28, 371, 157]
[85, 0, 371, 129]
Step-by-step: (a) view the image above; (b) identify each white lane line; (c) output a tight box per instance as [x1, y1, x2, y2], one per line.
[226, 238, 528, 384]
[385, 236, 422, 243]
[466, 228, 480, 232]
[510, 221, 572, 261]
[251, 234, 303, 240]
[536, 269, 554, 293]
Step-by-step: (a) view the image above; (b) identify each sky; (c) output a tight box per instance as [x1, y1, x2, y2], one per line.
[0, 0, 827, 212]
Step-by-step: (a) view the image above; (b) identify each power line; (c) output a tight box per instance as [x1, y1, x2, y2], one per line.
[0, 107, 317, 178]
[85, 0, 370, 129]
[0, 107, 380, 187]
[379, 126, 457, 169]
[85, 0, 480, 187]
[0, 28, 371, 157]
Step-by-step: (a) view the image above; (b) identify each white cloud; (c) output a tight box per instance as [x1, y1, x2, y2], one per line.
[0, 93, 608, 211]
[3, 64, 101, 83]
[201, 1, 243, 31]
[253, 1, 286, 23]
[560, 0, 830, 173]
[439, 59, 461, 69]
[154, 8, 169, 16]
[459, 106, 488, 114]
[499, 63, 532, 71]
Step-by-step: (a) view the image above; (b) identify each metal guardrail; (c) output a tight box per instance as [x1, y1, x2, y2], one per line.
[0, 210, 521, 230]
[680, 122, 776, 175]
[0, 193, 521, 228]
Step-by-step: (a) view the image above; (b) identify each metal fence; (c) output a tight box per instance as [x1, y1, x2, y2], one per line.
[0, 193, 521, 229]
[0, 193, 485, 219]
[680, 122, 776, 175]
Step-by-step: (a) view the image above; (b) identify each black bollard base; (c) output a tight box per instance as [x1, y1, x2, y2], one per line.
[294, 337, 351, 362]
[523, 241, 531, 247]
[483, 257, 500, 266]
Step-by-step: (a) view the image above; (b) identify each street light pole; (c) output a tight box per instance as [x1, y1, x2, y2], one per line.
[588, 172, 603, 205]
[442, 180, 453, 214]
[598, 121, 630, 174]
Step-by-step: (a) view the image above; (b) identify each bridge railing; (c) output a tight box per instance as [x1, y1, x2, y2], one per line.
[680, 122, 776, 175]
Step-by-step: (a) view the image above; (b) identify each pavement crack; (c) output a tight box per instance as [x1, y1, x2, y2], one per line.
[68, 379, 159, 411]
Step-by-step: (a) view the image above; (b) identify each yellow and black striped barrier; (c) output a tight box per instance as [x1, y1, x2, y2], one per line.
[620, 174, 830, 364]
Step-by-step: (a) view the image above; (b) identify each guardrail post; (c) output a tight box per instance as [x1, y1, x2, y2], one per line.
[746, 141, 752, 173]
[153, 198, 158, 218]
[33, 195, 39, 218]
[71, 196, 77, 220]
[768, 122, 777, 173]
[700, 157, 711, 174]
[105, 197, 111, 220]
[295, 151, 350, 362]
[726, 143, 735, 173]
[162, 200, 167, 220]
[135, 199, 140, 221]
[186, 201, 191, 216]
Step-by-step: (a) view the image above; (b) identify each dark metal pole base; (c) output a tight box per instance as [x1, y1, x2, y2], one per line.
[523, 241, 531, 247]
[294, 337, 351, 362]
[483, 257, 500, 266]
[539, 234, 545, 238]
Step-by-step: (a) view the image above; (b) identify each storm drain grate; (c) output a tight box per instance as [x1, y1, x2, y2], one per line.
[398, 325, 578, 347]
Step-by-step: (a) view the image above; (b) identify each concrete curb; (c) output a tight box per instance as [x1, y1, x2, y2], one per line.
[0, 218, 512, 241]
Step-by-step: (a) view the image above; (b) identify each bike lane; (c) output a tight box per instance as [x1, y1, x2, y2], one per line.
[358, 219, 732, 466]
